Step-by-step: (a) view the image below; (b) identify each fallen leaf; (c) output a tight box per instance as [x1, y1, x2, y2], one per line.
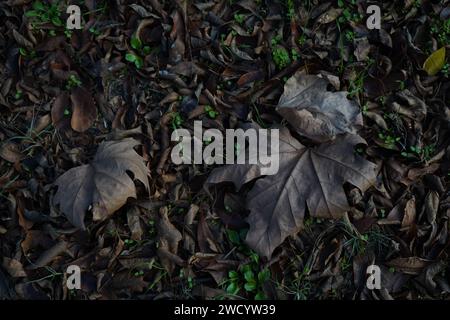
[157, 207, 183, 272]
[70, 86, 97, 132]
[2, 258, 26, 278]
[277, 73, 362, 142]
[53, 139, 149, 228]
[401, 197, 416, 229]
[0, 142, 24, 163]
[207, 129, 377, 257]
[127, 206, 143, 241]
[51, 92, 70, 130]
[27, 241, 68, 270]
[316, 8, 343, 24]
[423, 47, 446, 76]
[386, 257, 431, 275]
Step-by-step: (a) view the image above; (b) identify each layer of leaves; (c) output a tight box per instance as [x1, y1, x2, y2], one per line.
[53, 139, 149, 228]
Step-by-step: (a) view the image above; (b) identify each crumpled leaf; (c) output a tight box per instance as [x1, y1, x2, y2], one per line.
[423, 47, 446, 76]
[207, 129, 377, 257]
[54, 139, 149, 229]
[277, 73, 362, 142]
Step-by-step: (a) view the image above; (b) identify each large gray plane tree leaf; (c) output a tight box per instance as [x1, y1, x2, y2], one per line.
[207, 129, 377, 258]
[53, 138, 149, 229]
[277, 73, 363, 142]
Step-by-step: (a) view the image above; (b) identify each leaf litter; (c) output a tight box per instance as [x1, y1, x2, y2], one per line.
[0, 0, 449, 300]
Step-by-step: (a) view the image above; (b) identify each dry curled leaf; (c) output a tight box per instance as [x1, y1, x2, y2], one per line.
[277, 73, 362, 142]
[207, 129, 377, 257]
[53, 139, 149, 229]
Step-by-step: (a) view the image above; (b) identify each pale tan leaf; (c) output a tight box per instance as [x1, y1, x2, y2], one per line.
[54, 139, 149, 228]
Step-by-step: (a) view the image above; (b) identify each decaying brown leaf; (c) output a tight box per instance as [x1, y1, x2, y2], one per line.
[51, 87, 97, 132]
[208, 129, 377, 257]
[53, 139, 149, 228]
[70, 86, 97, 132]
[277, 73, 362, 142]
[157, 207, 183, 272]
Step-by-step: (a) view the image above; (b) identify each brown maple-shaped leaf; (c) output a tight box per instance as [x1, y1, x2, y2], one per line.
[207, 129, 377, 258]
[53, 139, 149, 229]
[277, 72, 362, 142]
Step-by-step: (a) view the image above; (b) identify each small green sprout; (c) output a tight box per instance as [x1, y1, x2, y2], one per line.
[298, 34, 307, 46]
[291, 49, 300, 61]
[171, 112, 183, 130]
[271, 34, 283, 47]
[14, 90, 23, 100]
[345, 30, 355, 42]
[126, 37, 151, 69]
[442, 63, 449, 78]
[124, 239, 136, 247]
[125, 53, 143, 69]
[234, 13, 245, 25]
[26, 1, 63, 28]
[378, 133, 400, 150]
[89, 27, 101, 36]
[204, 105, 219, 119]
[272, 47, 291, 70]
[401, 144, 436, 162]
[286, 0, 295, 20]
[66, 74, 82, 90]
[19, 48, 36, 59]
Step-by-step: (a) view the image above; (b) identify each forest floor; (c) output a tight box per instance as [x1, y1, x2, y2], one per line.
[0, 0, 449, 300]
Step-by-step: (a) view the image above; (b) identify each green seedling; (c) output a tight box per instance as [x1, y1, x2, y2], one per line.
[272, 47, 291, 70]
[171, 112, 183, 130]
[124, 239, 136, 247]
[125, 53, 144, 69]
[442, 63, 449, 78]
[134, 270, 144, 277]
[204, 105, 219, 119]
[298, 34, 307, 46]
[378, 133, 400, 150]
[26, 1, 63, 28]
[291, 49, 300, 61]
[286, 0, 295, 20]
[89, 27, 101, 36]
[401, 144, 436, 162]
[148, 219, 156, 236]
[234, 13, 245, 25]
[271, 34, 282, 47]
[338, 1, 363, 24]
[125, 37, 151, 69]
[14, 90, 23, 100]
[430, 18, 450, 47]
[19, 48, 36, 59]
[224, 265, 270, 299]
[345, 30, 355, 42]
[66, 74, 82, 90]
